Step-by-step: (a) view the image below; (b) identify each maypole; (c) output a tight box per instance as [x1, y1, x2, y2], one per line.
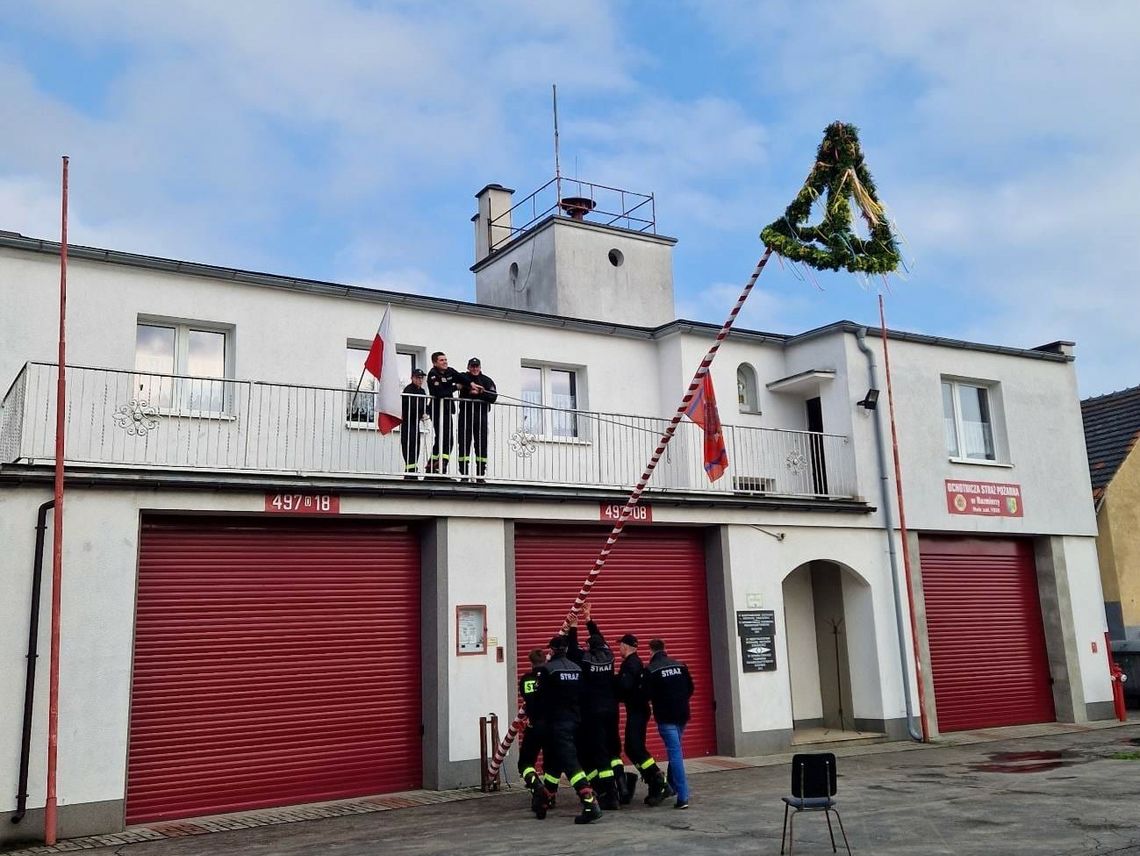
[487, 121, 902, 780]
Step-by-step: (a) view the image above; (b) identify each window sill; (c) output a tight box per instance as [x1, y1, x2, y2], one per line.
[738, 408, 763, 416]
[948, 457, 1013, 468]
[532, 435, 589, 446]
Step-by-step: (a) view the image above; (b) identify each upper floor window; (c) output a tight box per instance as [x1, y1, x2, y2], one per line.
[942, 379, 999, 461]
[135, 320, 231, 413]
[737, 363, 760, 413]
[521, 363, 580, 438]
[346, 345, 418, 424]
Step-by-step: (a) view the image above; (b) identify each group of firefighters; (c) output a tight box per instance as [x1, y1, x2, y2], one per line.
[516, 602, 695, 824]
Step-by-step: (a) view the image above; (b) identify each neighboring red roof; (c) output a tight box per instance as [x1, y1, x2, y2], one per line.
[1082, 384, 1140, 500]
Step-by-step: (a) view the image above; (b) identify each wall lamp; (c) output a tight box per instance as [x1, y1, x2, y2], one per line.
[856, 388, 880, 410]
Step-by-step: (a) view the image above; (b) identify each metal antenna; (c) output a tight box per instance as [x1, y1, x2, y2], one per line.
[553, 84, 561, 203]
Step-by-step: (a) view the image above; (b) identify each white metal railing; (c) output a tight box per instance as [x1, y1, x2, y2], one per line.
[0, 363, 858, 498]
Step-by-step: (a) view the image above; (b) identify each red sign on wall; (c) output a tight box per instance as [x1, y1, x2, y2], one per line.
[264, 493, 341, 514]
[944, 480, 1024, 517]
[599, 503, 653, 524]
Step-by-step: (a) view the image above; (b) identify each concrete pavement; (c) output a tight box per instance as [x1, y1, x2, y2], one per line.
[5, 720, 1140, 856]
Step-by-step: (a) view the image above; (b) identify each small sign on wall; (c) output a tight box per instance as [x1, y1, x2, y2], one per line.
[944, 479, 1024, 518]
[456, 605, 487, 656]
[264, 493, 340, 514]
[599, 503, 653, 523]
[736, 609, 777, 672]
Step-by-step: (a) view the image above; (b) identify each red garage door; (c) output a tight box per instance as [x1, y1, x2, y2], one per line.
[515, 526, 717, 759]
[920, 536, 1055, 732]
[127, 517, 421, 824]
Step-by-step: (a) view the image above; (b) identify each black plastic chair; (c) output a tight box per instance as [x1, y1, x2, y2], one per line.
[780, 752, 851, 855]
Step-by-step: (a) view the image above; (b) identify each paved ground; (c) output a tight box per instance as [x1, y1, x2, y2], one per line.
[7, 721, 1140, 856]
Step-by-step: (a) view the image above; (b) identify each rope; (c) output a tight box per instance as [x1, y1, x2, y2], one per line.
[486, 246, 774, 778]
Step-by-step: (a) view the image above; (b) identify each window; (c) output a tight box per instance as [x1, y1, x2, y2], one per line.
[942, 379, 999, 461]
[346, 346, 417, 424]
[737, 363, 760, 413]
[134, 321, 231, 413]
[521, 364, 580, 438]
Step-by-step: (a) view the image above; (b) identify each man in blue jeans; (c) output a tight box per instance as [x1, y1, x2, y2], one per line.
[644, 638, 695, 809]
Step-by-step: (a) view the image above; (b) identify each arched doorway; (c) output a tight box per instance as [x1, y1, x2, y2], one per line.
[781, 560, 880, 737]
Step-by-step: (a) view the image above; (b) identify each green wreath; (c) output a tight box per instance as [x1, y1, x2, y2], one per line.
[761, 122, 900, 274]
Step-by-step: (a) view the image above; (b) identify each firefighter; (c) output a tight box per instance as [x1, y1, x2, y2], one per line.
[532, 634, 602, 824]
[517, 648, 548, 800]
[645, 638, 695, 810]
[400, 368, 428, 478]
[616, 632, 671, 805]
[568, 603, 626, 810]
[456, 357, 497, 482]
[426, 351, 461, 475]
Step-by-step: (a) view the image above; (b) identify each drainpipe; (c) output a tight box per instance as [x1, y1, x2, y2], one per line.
[855, 328, 923, 742]
[11, 499, 54, 824]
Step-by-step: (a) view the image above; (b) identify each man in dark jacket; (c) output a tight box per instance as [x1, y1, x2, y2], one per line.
[456, 357, 497, 483]
[645, 638, 695, 809]
[567, 604, 625, 810]
[517, 648, 548, 799]
[616, 633, 671, 805]
[426, 352, 462, 475]
[400, 368, 428, 478]
[533, 634, 603, 824]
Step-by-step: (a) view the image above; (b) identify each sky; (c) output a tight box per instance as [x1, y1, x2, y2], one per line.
[1, 1, 1137, 396]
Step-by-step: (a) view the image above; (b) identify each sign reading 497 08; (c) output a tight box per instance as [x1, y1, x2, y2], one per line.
[264, 493, 340, 515]
[599, 503, 653, 523]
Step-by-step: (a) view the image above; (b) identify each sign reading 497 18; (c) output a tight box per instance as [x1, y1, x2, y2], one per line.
[264, 493, 340, 515]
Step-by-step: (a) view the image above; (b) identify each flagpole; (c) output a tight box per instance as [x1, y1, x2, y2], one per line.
[487, 246, 774, 778]
[347, 364, 368, 419]
[45, 155, 69, 847]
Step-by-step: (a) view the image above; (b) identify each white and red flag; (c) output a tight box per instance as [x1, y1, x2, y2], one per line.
[363, 306, 402, 434]
[684, 372, 728, 481]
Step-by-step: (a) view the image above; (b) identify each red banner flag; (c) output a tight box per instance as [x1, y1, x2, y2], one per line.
[684, 373, 728, 481]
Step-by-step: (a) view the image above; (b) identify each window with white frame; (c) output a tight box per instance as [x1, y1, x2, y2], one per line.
[521, 364, 581, 438]
[134, 320, 232, 413]
[737, 363, 760, 413]
[942, 378, 1000, 461]
[346, 346, 418, 424]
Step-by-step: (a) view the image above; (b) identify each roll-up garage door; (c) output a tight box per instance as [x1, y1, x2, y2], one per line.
[127, 517, 421, 824]
[920, 536, 1055, 732]
[515, 526, 716, 758]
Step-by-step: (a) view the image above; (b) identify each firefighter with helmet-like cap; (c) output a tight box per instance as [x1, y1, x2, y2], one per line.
[530, 632, 603, 824]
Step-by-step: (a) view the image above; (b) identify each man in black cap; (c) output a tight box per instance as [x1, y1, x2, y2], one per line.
[616, 632, 671, 805]
[400, 368, 428, 478]
[532, 633, 602, 824]
[426, 352, 462, 475]
[567, 602, 626, 810]
[457, 357, 497, 483]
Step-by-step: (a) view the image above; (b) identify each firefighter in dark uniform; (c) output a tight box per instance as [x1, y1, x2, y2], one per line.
[517, 648, 547, 799]
[645, 638, 695, 809]
[426, 351, 462, 475]
[567, 603, 626, 810]
[456, 357, 497, 482]
[532, 634, 602, 824]
[400, 368, 428, 478]
[617, 632, 671, 805]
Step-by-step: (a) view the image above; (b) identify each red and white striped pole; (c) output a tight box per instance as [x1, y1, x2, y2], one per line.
[487, 247, 774, 778]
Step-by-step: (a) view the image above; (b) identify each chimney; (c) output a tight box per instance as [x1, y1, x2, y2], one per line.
[474, 184, 515, 263]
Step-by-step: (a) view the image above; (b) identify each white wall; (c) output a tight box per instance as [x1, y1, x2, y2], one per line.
[445, 518, 509, 761]
[1062, 535, 1113, 704]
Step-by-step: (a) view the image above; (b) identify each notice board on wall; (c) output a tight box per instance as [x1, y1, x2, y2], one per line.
[736, 609, 777, 672]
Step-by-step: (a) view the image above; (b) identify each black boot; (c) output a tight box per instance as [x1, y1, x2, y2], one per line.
[621, 771, 638, 805]
[597, 778, 619, 811]
[574, 790, 603, 825]
[532, 785, 552, 820]
[645, 772, 674, 807]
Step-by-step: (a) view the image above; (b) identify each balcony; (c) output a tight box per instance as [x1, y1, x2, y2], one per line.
[1, 363, 859, 500]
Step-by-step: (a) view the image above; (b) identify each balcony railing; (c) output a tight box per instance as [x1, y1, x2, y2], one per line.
[1, 363, 858, 499]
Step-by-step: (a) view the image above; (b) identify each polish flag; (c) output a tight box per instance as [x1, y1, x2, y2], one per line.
[363, 306, 402, 434]
[684, 372, 729, 481]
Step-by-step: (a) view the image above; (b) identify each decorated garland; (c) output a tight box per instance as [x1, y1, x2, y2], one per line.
[761, 122, 900, 274]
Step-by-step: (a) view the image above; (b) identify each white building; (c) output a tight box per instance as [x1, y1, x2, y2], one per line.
[0, 179, 1111, 843]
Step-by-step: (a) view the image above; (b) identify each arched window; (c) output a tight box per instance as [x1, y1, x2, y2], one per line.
[737, 363, 760, 413]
